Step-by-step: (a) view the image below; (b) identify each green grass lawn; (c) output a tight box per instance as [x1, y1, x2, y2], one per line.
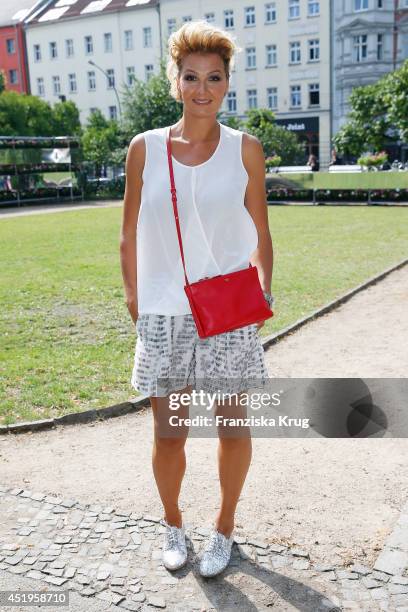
[0, 205, 406, 424]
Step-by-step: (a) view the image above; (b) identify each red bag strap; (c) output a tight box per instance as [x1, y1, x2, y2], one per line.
[166, 126, 190, 287]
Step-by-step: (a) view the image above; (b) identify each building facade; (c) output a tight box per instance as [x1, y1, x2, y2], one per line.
[25, 0, 161, 124]
[159, 0, 331, 167]
[0, 0, 49, 94]
[332, 0, 408, 138]
[22, 0, 331, 166]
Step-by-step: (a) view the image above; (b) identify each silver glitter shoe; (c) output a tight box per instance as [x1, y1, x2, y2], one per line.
[199, 528, 234, 578]
[160, 518, 187, 571]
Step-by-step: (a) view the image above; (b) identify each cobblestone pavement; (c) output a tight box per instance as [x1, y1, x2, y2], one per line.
[1, 486, 407, 611]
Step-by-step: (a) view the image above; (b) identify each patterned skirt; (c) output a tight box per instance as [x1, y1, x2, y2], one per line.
[131, 313, 269, 398]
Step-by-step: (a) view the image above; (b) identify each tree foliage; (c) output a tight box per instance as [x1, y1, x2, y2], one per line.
[121, 59, 182, 141]
[0, 91, 81, 136]
[333, 59, 408, 156]
[236, 108, 305, 164]
[80, 109, 121, 177]
[0, 70, 6, 94]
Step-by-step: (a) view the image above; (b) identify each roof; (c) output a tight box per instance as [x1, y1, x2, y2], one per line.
[26, 0, 158, 25]
[0, 0, 51, 27]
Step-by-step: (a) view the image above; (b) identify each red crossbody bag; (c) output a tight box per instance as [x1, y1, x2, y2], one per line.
[166, 126, 273, 339]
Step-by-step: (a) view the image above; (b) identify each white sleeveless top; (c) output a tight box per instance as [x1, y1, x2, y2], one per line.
[136, 122, 259, 315]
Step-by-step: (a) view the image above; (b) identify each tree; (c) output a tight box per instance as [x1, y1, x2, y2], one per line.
[81, 109, 121, 177]
[219, 115, 244, 130]
[382, 59, 408, 143]
[333, 58, 408, 157]
[332, 122, 367, 158]
[0, 91, 81, 136]
[51, 100, 82, 137]
[121, 59, 182, 141]
[241, 108, 305, 164]
[333, 82, 389, 156]
[0, 70, 6, 93]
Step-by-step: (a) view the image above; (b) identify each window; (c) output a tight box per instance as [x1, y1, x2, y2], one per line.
[68, 73, 77, 93]
[227, 91, 237, 113]
[84, 35, 93, 55]
[182, 16, 192, 22]
[124, 30, 133, 51]
[245, 6, 256, 26]
[49, 41, 57, 59]
[88, 70, 96, 90]
[106, 69, 115, 88]
[126, 66, 135, 86]
[377, 33, 383, 60]
[290, 84, 301, 107]
[104, 32, 112, 53]
[33, 44, 41, 62]
[37, 77, 45, 96]
[308, 39, 320, 61]
[145, 64, 154, 81]
[308, 1, 320, 16]
[109, 106, 117, 120]
[247, 89, 257, 109]
[205, 12, 215, 23]
[354, 0, 368, 10]
[267, 87, 278, 109]
[52, 75, 61, 95]
[224, 9, 234, 29]
[353, 34, 368, 61]
[167, 18, 177, 36]
[6, 39, 15, 54]
[143, 27, 152, 48]
[9, 69, 18, 84]
[246, 46, 257, 69]
[89, 108, 98, 115]
[378, 0, 383, 6]
[65, 39, 74, 57]
[289, 41, 301, 63]
[308, 83, 319, 106]
[265, 3, 276, 23]
[289, 0, 300, 19]
[266, 44, 277, 66]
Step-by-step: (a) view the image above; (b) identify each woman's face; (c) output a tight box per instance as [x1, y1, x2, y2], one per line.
[177, 52, 229, 116]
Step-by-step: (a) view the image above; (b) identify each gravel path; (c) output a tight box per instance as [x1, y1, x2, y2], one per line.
[1, 264, 407, 578]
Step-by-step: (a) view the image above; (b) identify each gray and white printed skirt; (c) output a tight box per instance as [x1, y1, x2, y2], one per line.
[131, 313, 269, 398]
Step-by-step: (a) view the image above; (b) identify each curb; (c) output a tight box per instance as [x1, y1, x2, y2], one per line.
[2, 257, 407, 436]
[0, 398, 151, 436]
[260, 257, 408, 351]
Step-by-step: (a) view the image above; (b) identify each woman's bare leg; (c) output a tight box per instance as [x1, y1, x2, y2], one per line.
[150, 385, 192, 528]
[214, 393, 252, 538]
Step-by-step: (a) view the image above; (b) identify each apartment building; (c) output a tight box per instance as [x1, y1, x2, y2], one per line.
[0, 0, 49, 94]
[332, 0, 408, 136]
[159, 0, 331, 166]
[25, 0, 161, 123]
[22, 0, 330, 165]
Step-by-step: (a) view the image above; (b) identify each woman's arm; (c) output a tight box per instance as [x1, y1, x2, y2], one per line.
[119, 133, 145, 325]
[242, 132, 274, 297]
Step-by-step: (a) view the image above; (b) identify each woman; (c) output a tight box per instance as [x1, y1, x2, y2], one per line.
[307, 153, 319, 172]
[120, 21, 274, 578]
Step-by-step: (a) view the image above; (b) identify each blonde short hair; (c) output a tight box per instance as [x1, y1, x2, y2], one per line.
[166, 20, 240, 102]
